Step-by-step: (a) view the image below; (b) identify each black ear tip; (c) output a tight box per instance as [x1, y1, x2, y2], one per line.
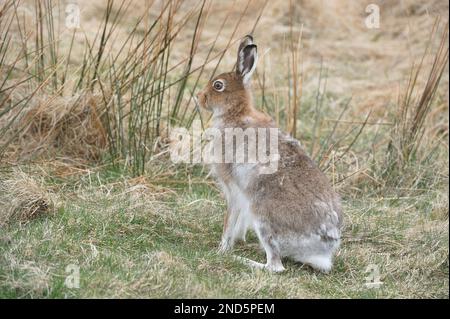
[245, 34, 254, 42]
[244, 44, 257, 52]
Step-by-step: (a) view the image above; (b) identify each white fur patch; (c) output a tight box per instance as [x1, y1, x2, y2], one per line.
[219, 178, 254, 245]
[234, 163, 257, 189]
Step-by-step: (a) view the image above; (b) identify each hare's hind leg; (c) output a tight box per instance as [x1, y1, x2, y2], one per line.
[233, 255, 266, 269]
[253, 222, 285, 272]
[233, 255, 284, 273]
[231, 222, 285, 273]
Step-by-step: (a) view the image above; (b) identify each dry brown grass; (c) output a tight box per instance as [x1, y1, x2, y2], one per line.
[1, 92, 107, 162]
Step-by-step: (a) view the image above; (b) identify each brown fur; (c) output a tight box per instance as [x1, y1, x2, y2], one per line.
[198, 71, 342, 234]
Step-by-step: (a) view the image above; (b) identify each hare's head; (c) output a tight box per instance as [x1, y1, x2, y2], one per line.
[197, 35, 258, 116]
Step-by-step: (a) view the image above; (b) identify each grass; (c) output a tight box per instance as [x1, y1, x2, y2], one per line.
[0, 163, 447, 298]
[0, 0, 448, 299]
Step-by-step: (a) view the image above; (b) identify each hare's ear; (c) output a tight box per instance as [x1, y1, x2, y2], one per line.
[236, 44, 258, 85]
[237, 35, 254, 58]
[236, 35, 257, 84]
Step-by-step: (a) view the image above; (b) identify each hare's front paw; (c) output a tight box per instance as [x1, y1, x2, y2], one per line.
[218, 238, 232, 254]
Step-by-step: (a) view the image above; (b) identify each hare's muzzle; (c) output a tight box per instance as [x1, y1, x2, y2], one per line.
[196, 90, 209, 110]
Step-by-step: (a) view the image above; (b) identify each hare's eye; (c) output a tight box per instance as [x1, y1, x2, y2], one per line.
[213, 80, 225, 92]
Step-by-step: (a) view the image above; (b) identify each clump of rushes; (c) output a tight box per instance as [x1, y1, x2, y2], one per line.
[0, 0, 266, 175]
[384, 19, 449, 188]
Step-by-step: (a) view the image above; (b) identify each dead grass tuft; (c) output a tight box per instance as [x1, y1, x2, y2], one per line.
[1, 92, 107, 162]
[0, 170, 55, 225]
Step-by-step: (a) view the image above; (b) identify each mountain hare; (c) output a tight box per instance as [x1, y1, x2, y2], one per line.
[196, 35, 343, 273]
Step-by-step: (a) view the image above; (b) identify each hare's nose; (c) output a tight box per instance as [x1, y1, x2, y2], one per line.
[196, 91, 205, 102]
[194, 92, 202, 105]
